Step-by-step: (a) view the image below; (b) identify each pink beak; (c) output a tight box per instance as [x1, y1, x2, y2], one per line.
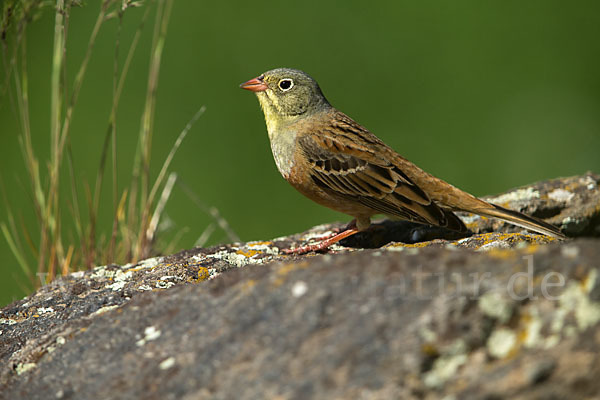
[240, 75, 268, 92]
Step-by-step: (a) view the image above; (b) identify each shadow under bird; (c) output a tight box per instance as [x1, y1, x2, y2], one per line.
[240, 68, 565, 254]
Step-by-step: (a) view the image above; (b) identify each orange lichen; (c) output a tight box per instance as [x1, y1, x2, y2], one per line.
[421, 343, 439, 357]
[272, 261, 309, 287]
[240, 279, 257, 293]
[387, 242, 432, 249]
[247, 241, 272, 247]
[487, 249, 517, 260]
[197, 267, 210, 281]
[402, 242, 434, 248]
[236, 249, 261, 258]
[126, 262, 162, 274]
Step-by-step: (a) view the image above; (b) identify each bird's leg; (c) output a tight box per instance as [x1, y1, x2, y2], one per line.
[283, 220, 359, 255]
[306, 222, 350, 241]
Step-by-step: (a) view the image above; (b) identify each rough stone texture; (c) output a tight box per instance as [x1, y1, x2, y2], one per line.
[0, 173, 599, 399]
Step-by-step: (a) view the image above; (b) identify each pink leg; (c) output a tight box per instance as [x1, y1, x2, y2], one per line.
[283, 226, 360, 255]
[307, 227, 343, 241]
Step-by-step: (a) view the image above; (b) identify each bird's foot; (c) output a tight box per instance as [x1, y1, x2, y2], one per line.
[283, 227, 359, 255]
[305, 220, 358, 242]
[308, 228, 342, 242]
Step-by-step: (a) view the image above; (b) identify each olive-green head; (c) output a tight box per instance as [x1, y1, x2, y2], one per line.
[240, 68, 331, 126]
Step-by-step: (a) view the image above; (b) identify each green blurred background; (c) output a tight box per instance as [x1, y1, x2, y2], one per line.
[1, 0, 599, 306]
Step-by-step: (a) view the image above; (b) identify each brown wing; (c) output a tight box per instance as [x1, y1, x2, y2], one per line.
[297, 114, 466, 232]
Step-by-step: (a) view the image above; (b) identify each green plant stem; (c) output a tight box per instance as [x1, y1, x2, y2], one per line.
[131, 0, 173, 260]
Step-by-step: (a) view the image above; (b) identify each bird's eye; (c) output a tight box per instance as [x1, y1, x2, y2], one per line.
[278, 79, 294, 91]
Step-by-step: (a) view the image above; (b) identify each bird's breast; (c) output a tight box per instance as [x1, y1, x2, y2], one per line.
[268, 127, 297, 179]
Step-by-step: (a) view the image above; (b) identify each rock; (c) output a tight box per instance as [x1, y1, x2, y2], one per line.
[0, 173, 599, 399]
[475, 172, 600, 237]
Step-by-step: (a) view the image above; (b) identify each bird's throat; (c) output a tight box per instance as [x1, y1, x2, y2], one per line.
[255, 92, 301, 179]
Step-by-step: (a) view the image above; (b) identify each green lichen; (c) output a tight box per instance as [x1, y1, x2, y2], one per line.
[487, 328, 517, 359]
[478, 291, 514, 324]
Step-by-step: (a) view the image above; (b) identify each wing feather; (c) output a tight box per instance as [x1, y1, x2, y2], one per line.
[298, 132, 462, 229]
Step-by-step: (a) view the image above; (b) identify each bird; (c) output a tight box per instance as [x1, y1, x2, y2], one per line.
[240, 68, 565, 254]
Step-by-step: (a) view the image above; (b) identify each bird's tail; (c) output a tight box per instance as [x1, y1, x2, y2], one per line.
[473, 203, 566, 239]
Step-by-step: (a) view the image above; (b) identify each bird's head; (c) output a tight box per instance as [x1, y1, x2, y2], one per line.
[240, 68, 330, 128]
